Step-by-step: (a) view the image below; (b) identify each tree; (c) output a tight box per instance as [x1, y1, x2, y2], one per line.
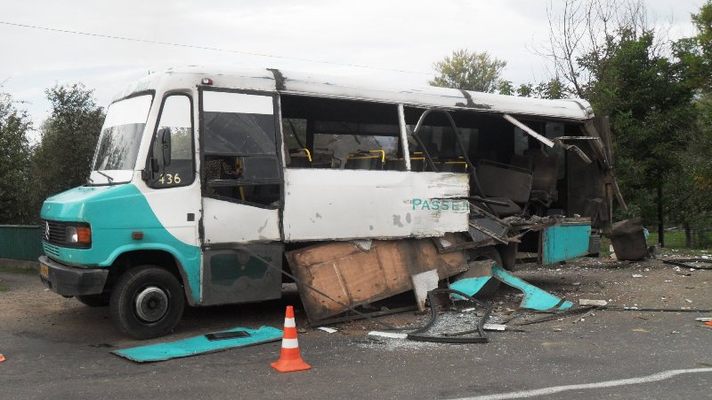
[585, 29, 696, 246]
[497, 80, 515, 96]
[516, 83, 534, 97]
[31, 84, 105, 218]
[0, 94, 33, 224]
[674, 2, 712, 96]
[542, 0, 654, 98]
[430, 49, 507, 93]
[516, 78, 567, 99]
[667, 1, 712, 247]
[541, 0, 703, 247]
[534, 78, 566, 99]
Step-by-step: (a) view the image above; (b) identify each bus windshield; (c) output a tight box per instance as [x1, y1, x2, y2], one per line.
[93, 94, 153, 173]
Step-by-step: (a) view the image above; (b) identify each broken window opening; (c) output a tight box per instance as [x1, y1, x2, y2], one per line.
[280, 95, 406, 171]
[404, 107, 474, 173]
[201, 90, 281, 208]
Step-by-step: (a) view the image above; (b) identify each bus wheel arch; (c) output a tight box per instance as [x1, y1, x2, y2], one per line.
[107, 249, 187, 293]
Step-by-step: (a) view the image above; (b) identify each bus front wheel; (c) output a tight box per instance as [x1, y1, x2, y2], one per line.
[109, 265, 185, 339]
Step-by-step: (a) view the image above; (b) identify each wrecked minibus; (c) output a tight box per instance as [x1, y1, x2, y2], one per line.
[38, 67, 621, 338]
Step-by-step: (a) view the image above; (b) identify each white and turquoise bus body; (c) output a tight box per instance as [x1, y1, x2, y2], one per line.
[39, 67, 613, 338]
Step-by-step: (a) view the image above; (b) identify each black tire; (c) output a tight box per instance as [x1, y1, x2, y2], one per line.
[109, 265, 185, 339]
[76, 293, 110, 307]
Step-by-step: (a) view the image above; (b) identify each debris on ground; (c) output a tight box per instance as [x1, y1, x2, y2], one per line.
[579, 299, 608, 306]
[482, 323, 507, 331]
[112, 326, 283, 363]
[610, 219, 650, 261]
[368, 331, 408, 339]
[662, 258, 712, 270]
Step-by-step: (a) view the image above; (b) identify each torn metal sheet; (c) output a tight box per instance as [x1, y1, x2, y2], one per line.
[287, 239, 469, 322]
[449, 266, 573, 312]
[282, 169, 469, 241]
[492, 266, 573, 311]
[112, 326, 282, 363]
[450, 276, 492, 298]
[467, 204, 510, 245]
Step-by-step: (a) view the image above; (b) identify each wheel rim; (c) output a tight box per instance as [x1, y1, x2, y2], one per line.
[134, 286, 169, 323]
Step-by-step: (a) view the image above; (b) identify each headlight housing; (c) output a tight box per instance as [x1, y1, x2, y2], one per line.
[65, 225, 92, 247]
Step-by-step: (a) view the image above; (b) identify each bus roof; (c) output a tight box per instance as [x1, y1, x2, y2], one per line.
[118, 66, 594, 121]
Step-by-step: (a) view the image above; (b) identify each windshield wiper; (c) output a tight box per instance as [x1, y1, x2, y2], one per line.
[95, 170, 114, 185]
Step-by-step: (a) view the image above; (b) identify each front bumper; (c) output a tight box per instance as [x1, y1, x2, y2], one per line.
[39, 255, 109, 296]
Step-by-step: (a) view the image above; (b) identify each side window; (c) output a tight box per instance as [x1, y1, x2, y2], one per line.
[280, 95, 405, 171]
[406, 109, 470, 173]
[148, 94, 194, 188]
[201, 91, 280, 207]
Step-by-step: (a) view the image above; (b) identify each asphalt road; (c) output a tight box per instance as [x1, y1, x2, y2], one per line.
[1, 259, 711, 400]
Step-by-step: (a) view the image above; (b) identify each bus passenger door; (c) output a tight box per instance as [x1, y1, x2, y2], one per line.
[198, 89, 283, 306]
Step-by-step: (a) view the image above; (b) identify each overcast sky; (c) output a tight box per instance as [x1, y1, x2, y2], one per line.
[0, 0, 704, 141]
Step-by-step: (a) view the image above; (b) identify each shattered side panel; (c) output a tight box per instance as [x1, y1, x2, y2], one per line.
[202, 198, 280, 243]
[287, 239, 468, 322]
[282, 169, 469, 241]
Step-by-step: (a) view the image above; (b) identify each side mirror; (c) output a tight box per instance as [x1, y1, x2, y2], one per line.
[159, 127, 172, 166]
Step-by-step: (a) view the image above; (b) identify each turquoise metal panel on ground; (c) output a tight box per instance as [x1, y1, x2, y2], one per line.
[542, 223, 592, 265]
[0, 225, 43, 261]
[449, 266, 573, 311]
[492, 266, 573, 311]
[112, 326, 283, 363]
[40, 184, 202, 303]
[449, 276, 493, 299]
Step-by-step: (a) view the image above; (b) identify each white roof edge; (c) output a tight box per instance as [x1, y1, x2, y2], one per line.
[114, 66, 594, 121]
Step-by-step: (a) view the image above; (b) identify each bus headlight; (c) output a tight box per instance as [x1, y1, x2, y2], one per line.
[66, 225, 92, 247]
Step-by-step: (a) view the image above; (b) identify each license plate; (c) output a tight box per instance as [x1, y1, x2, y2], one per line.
[40, 263, 49, 280]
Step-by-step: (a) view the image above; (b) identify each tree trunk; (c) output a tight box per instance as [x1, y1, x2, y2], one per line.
[684, 223, 692, 248]
[657, 182, 665, 247]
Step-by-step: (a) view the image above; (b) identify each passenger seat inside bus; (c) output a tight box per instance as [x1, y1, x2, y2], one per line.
[344, 150, 385, 170]
[288, 148, 312, 168]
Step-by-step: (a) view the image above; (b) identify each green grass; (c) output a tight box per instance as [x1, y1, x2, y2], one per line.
[647, 230, 712, 251]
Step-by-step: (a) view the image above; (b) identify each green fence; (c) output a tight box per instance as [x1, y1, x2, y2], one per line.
[0, 225, 43, 261]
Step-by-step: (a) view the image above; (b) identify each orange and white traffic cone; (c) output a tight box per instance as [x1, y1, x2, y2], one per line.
[271, 305, 311, 373]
